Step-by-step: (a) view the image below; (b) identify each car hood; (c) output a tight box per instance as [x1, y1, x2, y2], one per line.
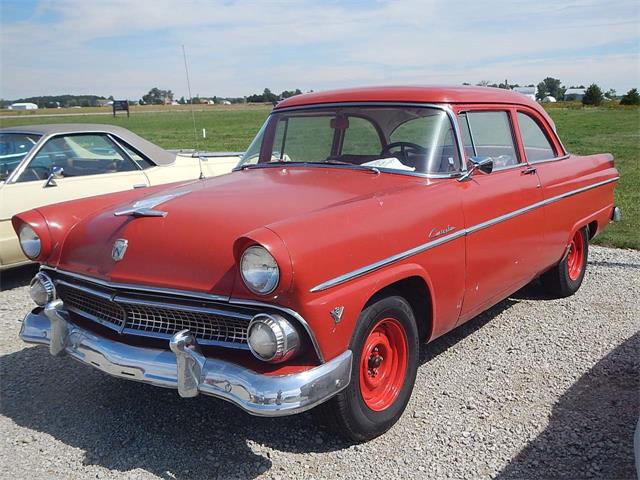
[56, 167, 428, 295]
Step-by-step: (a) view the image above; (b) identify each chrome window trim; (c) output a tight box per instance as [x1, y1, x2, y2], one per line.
[6, 130, 159, 184]
[310, 176, 619, 292]
[267, 101, 468, 176]
[40, 265, 325, 362]
[528, 154, 571, 165]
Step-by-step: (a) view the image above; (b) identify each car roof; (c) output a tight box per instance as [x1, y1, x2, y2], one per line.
[275, 85, 552, 122]
[0, 123, 176, 165]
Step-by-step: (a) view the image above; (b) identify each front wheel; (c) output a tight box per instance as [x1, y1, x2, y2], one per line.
[540, 227, 589, 297]
[313, 295, 419, 442]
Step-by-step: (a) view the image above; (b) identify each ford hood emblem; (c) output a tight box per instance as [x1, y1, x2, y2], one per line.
[112, 239, 128, 261]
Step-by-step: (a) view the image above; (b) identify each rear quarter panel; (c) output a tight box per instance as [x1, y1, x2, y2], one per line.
[535, 153, 618, 271]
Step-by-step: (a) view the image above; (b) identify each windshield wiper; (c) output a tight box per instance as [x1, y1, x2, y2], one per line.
[323, 160, 380, 174]
[237, 160, 380, 174]
[237, 161, 311, 171]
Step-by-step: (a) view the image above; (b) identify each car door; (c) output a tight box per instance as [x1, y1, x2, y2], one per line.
[455, 106, 546, 323]
[0, 133, 149, 267]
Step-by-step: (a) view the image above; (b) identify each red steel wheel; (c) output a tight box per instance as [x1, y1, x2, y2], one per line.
[359, 317, 408, 411]
[567, 229, 586, 281]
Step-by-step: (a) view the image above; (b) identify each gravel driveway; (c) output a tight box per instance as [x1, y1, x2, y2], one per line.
[1, 245, 638, 479]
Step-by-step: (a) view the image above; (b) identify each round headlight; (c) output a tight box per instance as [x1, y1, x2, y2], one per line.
[19, 224, 41, 259]
[240, 246, 279, 295]
[29, 272, 56, 306]
[247, 313, 300, 363]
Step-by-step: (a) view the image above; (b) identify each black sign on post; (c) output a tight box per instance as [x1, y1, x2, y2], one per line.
[113, 100, 130, 117]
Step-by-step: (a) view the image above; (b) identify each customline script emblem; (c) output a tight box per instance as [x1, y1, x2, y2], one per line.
[428, 225, 456, 239]
[111, 239, 128, 262]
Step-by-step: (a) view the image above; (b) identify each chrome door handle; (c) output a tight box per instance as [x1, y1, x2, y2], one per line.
[521, 167, 537, 175]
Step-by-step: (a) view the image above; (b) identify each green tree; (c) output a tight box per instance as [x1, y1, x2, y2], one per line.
[141, 87, 174, 105]
[619, 88, 640, 105]
[536, 77, 565, 101]
[582, 84, 604, 106]
[604, 89, 616, 99]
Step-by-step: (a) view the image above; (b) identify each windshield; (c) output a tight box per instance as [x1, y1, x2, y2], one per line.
[238, 105, 461, 175]
[0, 133, 41, 181]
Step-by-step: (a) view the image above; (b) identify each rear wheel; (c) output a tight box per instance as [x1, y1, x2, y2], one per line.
[540, 227, 589, 297]
[313, 295, 419, 442]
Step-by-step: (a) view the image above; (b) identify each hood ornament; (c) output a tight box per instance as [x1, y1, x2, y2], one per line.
[114, 191, 190, 218]
[112, 239, 128, 261]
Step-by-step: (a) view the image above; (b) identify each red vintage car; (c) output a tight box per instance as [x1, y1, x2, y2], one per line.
[15, 86, 620, 441]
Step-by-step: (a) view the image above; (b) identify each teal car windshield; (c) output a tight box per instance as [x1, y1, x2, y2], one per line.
[0, 133, 41, 181]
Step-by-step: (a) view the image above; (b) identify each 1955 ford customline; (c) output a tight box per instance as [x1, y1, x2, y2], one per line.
[14, 86, 620, 441]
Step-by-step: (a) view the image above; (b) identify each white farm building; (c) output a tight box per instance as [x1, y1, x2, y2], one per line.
[513, 87, 536, 101]
[564, 88, 586, 101]
[8, 102, 38, 110]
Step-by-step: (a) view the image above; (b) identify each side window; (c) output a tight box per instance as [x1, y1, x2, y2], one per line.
[459, 111, 519, 170]
[18, 134, 139, 182]
[517, 112, 556, 162]
[117, 141, 155, 169]
[341, 117, 381, 155]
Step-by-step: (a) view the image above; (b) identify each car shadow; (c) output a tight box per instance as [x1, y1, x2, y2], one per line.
[0, 280, 574, 479]
[419, 297, 517, 365]
[0, 340, 363, 479]
[0, 263, 39, 291]
[1, 301, 522, 479]
[496, 332, 639, 479]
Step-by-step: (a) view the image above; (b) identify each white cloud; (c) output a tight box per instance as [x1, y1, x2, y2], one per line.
[1, 0, 638, 99]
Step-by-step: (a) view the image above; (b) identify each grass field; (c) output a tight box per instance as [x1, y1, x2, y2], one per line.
[1, 104, 637, 248]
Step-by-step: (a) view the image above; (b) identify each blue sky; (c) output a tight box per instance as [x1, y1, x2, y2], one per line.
[1, 0, 638, 100]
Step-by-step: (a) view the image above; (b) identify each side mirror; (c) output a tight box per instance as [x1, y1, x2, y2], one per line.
[458, 156, 493, 182]
[43, 166, 64, 188]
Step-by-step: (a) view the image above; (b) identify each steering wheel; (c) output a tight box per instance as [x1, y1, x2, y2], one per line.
[380, 141, 427, 159]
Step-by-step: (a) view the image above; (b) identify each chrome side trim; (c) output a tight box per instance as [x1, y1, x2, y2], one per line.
[22, 305, 351, 416]
[310, 176, 619, 292]
[310, 229, 466, 293]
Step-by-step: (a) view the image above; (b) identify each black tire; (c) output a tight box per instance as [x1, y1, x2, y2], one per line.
[313, 295, 419, 442]
[540, 227, 589, 298]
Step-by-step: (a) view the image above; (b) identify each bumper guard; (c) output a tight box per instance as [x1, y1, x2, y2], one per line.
[20, 300, 352, 416]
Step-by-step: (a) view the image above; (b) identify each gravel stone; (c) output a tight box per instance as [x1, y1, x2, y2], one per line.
[0, 246, 638, 479]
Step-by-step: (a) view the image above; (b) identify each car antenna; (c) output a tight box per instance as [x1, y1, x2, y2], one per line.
[182, 44, 204, 180]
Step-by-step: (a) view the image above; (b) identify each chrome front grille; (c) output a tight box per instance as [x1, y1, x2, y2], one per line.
[56, 282, 251, 348]
[124, 302, 248, 344]
[59, 285, 126, 329]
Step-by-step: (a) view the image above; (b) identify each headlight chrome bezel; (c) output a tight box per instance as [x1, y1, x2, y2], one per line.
[247, 313, 300, 363]
[19, 224, 42, 259]
[240, 245, 280, 295]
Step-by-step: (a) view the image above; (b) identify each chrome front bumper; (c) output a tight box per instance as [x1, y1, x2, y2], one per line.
[20, 300, 352, 416]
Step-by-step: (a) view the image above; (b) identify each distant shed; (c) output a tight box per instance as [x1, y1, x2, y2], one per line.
[564, 88, 586, 101]
[8, 102, 38, 110]
[513, 86, 536, 101]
